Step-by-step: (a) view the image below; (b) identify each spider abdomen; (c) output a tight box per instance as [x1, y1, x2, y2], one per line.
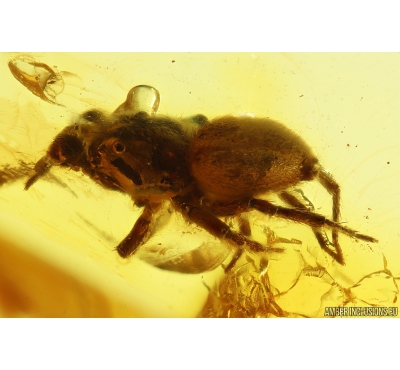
[190, 116, 319, 201]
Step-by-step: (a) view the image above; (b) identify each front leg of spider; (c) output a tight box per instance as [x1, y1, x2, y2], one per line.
[117, 201, 161, 258]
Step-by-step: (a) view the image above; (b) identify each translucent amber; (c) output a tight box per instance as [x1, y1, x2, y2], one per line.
[0, 53, 399, 317]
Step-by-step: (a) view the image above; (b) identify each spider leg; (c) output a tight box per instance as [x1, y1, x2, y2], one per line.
[117, 201, 162, 258]
[172, 197, 266, 272]
[25, 156, 52, 190]
[224, 248, 244, 272]
[279, 190, 344, 264]
[209, 198, 377, 245]
[317, 168, 341, 222]
[317, 168, 341, 258]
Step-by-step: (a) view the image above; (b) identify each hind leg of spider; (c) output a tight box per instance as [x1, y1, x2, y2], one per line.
[225, 216, 251, 271]
[316, 168, 341, 259]
[211, 197, 377, 244]
[279, 190, 344, 264]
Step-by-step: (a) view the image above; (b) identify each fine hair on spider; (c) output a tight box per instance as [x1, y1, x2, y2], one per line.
[24, 85, 378, 272]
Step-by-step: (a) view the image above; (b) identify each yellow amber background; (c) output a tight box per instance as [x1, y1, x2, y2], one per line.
[0, 53, 399, 317]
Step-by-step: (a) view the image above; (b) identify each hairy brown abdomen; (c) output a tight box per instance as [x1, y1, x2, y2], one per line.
[189, 116, 319, 201]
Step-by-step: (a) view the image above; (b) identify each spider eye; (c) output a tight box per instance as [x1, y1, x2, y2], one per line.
[82, 110, 103, 123]
[113, 142, 126, 154]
